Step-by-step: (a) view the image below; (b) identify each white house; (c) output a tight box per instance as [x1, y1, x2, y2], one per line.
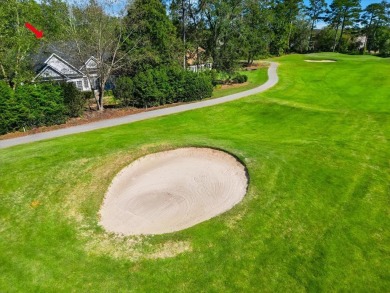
[33, 53, 99, 92]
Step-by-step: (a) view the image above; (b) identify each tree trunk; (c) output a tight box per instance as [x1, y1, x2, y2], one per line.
[363, 15, 374, 54]
[92, 89, 100, 111]
[332, 23, 340, 52]
[0, 64, 7, 83]
[308, 19, 316, 52]
[98, 88, 104, 112]
[182, 0, 186, 69]
[336, 16, 347, 51]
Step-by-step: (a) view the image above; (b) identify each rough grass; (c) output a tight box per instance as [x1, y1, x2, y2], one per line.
[0, 53, 389, 292]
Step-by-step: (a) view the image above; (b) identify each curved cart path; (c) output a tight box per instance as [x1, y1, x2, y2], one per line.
[0, 62, 279, 149]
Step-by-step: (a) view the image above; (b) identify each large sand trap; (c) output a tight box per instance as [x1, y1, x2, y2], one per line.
[99, 148, 248, 235]
[304, 60, 336, 63]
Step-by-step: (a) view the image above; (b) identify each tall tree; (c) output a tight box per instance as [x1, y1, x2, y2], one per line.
[65, 0, 136, 111]
[304, 0, 327, 51]
[361, 1, 388, 53]
[170, 0, 208, 68]
[241, 0, 274, 64]
[0, 0, 44, 89]
[200, 0, 243, 72]
[290, 16, 312, 52]
[123, 0, 182, 73]
[326, 0, 361, 52]
[40, 0, 69, 41]
[270, 0, 303, 55]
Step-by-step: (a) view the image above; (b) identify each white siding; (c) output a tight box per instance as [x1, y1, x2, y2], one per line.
[47, 56, 78, 75]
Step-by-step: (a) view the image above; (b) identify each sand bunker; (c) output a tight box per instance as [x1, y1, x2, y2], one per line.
[99, 148, 248, 235]
[304, 60, 336, 63]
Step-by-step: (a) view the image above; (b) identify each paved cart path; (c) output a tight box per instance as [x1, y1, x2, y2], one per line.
[0, 62, 279, 149]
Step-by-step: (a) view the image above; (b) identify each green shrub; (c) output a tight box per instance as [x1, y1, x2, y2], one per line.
[113, 77, 135, 107]
[203, 69, 219, 86]
[133, 68, 172, 107]
[232, 73, 248, 84]
[15, 83, 67, 128]
[166, 67, 185, 103]
[132, 67, 213, 108]
[0, 82, 88, 135]
[182, 71, 213, 101]
[61, 82, 86, 117]
[0, 81, 26, 134]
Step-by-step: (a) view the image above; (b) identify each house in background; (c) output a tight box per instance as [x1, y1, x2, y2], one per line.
[33, 52, 99, 92]
[186, 47, 213, 73]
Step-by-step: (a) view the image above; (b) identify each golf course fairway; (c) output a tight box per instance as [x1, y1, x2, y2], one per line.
[0, 53, 389, 292]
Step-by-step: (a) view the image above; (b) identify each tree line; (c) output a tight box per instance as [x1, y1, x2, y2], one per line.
[167, 0, 389, 61]
[1, 0, 389, 88]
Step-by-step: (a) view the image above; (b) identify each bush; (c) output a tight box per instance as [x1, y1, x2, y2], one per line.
[133, 68, 172, 107]
[0, 81, 90, 135]
[132, 67, 213, 108]
[203, 69, 219, 86]
[182, 71, 213, 101]
[113, 77, 135, 107]
[61, 82, 86, 117]
[232, 73, 248, 84]
[15, 83, 67, 127]
[0, 81, 20, 134]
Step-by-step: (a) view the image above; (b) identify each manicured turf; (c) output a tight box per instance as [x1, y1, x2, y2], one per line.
[0, 53, 389, 292]
[211, 66, 269, 98]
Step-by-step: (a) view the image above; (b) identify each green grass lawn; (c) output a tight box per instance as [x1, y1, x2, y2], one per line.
[0, 53, 389, 292]
[211, 66, 269, 98]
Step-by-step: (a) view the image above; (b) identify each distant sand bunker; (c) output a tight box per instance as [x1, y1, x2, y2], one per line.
[99, 148, 248, 235]
[304, 60, 336, 63]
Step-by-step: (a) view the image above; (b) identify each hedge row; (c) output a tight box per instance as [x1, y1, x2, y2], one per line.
[114, 67, 213, 108]
[0, 81, 85, 135]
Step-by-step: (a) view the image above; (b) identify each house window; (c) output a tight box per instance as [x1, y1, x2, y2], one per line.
[83, 78, 89, 88]
[76, 81, 83, 90]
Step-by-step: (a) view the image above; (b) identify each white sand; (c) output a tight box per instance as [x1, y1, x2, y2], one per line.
[304, 60, 336, 63]
[99, 148, 248, 235]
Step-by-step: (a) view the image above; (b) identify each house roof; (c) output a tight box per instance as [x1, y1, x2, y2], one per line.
[32, 43, 92, 71]
[79, 56, 99, 74]
[33, 64, 70, 82]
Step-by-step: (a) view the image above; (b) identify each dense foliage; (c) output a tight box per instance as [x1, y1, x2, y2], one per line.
[61, 82, 86, 117]
[232, 73, 249, 84]
[123, 0, 182, 74]
[168, 0, 390, 65]
[113, 77, 135, 107]
[0, 82, 84, 135]
[115, 67, 213, 108]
